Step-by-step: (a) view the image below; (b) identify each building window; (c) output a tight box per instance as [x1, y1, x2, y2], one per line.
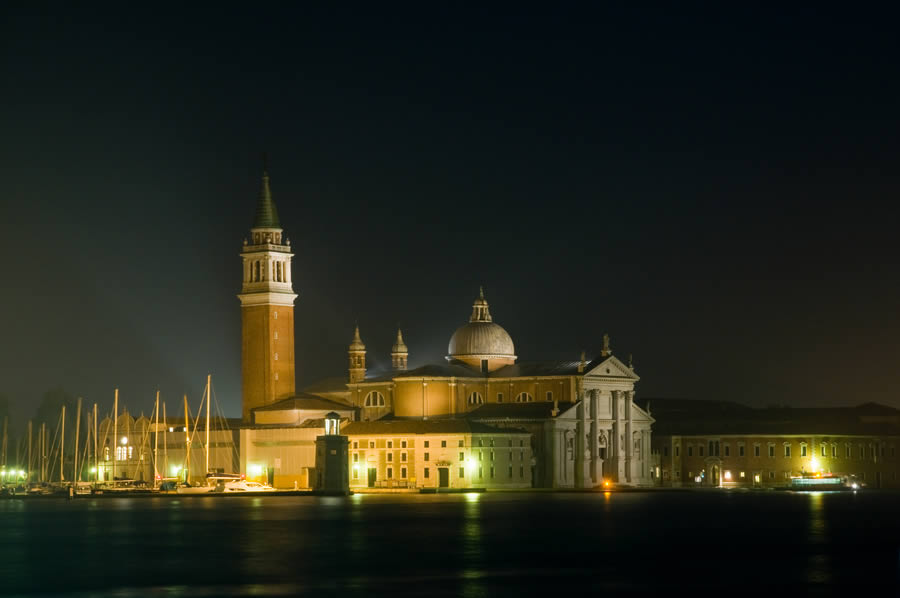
[490, 467, 495, 478]
[352, 468, 358, 480]
[401, 452, 407, 462]
[832, 445, 837, 458]
[739, 445, 745, 457]
[387, 468, 393, 479]
[387, 441, 393, 449]
[424, 468, 430, 478]
[274, 352, 278, 361]
[467, 392, 484, 405]
[769, 471, 775, 479]
[663, 447, 669, 457]
[478, 466, 483, 479]
[401, 467, 407, 478]
[459, 452, 465, 461]
[821, 445, 826, 457]
[675, 446, 680, 457]
[441, 440, 447, 448]
[519, 466, 524, 478]
[387, 453, 393, 462]
[698, 446, 704, 457]
[490, 439, 495, 447]
[424, 452, 430, 461]
[459, 467, 465, 478]
[846, 444, 851, 459]
[784, 445, 791, 458]
[364, 391, 386, 407]
[740, 471, 746, 478]
[546, 391, 553, 402]
[401, 440, 407, 448]
[508, 465, 513, 477]
[769, 445, 775, 458]
[274, 331, 278, 340]
[724, 445, 730, 457]
[353, 441, 358, 449]
[274, 373, 278, 381]
[459, 440, 464, 447]
[859, 445, 865, 460]
[688, 447, 693, 457]
[369, 441, 375, 449]
[754, 445, 760, 457]
[515, 392, 534, 403]
[424, 441, 429, 448]
[273, 310, 277, 320]
[491, 451, 495, 461]
[353, 453, 359, 463]
[497, 393, 504, 402]
[801, 445, 807, 457]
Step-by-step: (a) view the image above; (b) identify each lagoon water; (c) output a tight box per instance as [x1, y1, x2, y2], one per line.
[1, 491, 898, 596]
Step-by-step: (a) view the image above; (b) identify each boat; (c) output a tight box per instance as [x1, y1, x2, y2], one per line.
[223, 479, 276, 493]
[790, 472, 859, 491]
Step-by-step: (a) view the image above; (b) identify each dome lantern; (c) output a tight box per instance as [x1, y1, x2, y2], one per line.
[447, 288, 516, 373]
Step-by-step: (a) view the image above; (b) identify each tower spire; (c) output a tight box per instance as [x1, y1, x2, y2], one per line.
[253, 163, 281, 229]
[392, 328, 409, 371]
[348, 326, 367, 383]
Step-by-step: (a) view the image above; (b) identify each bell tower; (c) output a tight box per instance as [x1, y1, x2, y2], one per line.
[238, 168, 297, 420]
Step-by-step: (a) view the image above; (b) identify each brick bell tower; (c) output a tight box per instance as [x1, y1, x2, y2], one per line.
[238, 168, 297, 421]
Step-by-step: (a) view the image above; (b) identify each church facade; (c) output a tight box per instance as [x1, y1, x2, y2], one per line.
[235, 170, 654, 489]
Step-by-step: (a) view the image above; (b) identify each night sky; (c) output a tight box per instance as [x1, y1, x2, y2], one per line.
[2, 6, 899, 426]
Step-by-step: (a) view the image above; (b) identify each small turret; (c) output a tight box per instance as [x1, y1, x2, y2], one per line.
[348, 325, 366, 383]
[601, 333, 612, 358]
[391, 328, 408, 371]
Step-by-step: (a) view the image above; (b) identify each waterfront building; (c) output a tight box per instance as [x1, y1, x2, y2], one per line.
[641, 399, 900, 489]
[228, 170, 653, 489]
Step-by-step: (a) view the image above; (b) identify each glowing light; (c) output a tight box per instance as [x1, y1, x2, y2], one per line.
[248, 464, 263, 477]
[169, 427, 174, 432]
[810, 457, 820, 472]
[465, 458, 475, 470]
[724, 471, 732, 481]
[120, 436, 128, 445]
[90, 467, 97, 473]
[851, 483, 859, 489]
[603, 479, 610, 488]
[171, 465, 182, 476]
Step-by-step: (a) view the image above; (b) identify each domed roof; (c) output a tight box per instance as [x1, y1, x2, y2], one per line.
[447, 288, 516, 359]
[448, 321, 515, 358]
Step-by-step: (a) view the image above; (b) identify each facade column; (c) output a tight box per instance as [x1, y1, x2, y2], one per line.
[575, 399, 586, 488]
[625, 390, 633, 484]
[589, 389, 600, 485]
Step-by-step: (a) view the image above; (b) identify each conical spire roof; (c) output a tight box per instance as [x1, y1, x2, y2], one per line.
[349, 325, 366, 352]
[392, 328, 408, 354]
[253, 170, 281, 229]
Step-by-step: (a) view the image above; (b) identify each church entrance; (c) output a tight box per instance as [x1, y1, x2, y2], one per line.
[367, 468, 377, 488]
[438, 467, 450, 488]
[709, 465, 720, 487]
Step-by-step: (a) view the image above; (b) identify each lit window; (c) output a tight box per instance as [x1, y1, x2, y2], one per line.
[274, 331, 278, 340]
[274, 373, 279, 381]
[832, 445, 837, 458]
[515, 392, 534, 403]
[441, 440, 447, 448]
[467, 392, 484, 405]
[369, 441, 375, 449]
[740, 471, 746, 478]
[459, 467, 465, 478]
[459, 452, 464, 461]
[821, 445, 826, 457]
[364, 392, 386, 407]
[459, 440, 464, 447]
[274, 311, 278, 320]
[491, 451, 495, 461]
[353, 453, 358, 463]
[274, 352, 278, 361]
[352, 468, 358, 480]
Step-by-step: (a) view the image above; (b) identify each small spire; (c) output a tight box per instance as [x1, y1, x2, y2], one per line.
[601, 333, 612, 357]
[577, 351, 586, 373]
[349, 325, 365, 351]
[392, 328, 408, 353]
[479, 286, 485, 300]
[628, 353, 635, 370]
[253, 162, 281, 229]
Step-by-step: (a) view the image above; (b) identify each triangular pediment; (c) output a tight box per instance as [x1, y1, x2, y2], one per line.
[584, 355, 639, 381]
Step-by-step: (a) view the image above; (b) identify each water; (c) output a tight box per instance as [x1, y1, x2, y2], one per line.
[1, 491, 898, 596]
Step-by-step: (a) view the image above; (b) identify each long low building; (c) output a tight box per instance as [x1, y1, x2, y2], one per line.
[640, 399, 900, 489]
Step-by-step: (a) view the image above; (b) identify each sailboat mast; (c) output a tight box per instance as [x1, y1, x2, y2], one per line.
[113, 389, 118, 483]
[40, 423, 46, 482]
[183, 395, 190, 483]
[153, 390, 160, 486]
[162, 401, 168, 478]
[60, 405, 65, 483]
[93, 403, 98, 482]
[205, 374, 211, 474]
[27, 421, 32, 483]
[74, 397, 82, 483]
[1, 415, 7, 468]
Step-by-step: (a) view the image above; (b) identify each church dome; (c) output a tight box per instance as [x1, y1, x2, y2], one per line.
[448, 321, 515, 358]
[447, 288, 516, 362]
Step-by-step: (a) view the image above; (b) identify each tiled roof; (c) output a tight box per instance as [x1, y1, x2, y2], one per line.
[341, 419, 527, 436]
[637, 398, 900, 436]
[466, 401, 577, 420]
[252, 393, 355, 412]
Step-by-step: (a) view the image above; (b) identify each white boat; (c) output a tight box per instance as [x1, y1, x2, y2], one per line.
[224, 480, 276, 493]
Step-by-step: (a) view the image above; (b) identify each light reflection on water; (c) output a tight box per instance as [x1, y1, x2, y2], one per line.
[1, 491, 898, 596]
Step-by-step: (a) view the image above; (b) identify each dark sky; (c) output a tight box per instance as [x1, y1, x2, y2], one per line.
[2, 5, 899, 425]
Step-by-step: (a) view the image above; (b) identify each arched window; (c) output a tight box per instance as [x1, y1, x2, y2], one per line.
[468, 392, 484, 405]
[364, 391, 386, 407]
[515, 392, 534, 403]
